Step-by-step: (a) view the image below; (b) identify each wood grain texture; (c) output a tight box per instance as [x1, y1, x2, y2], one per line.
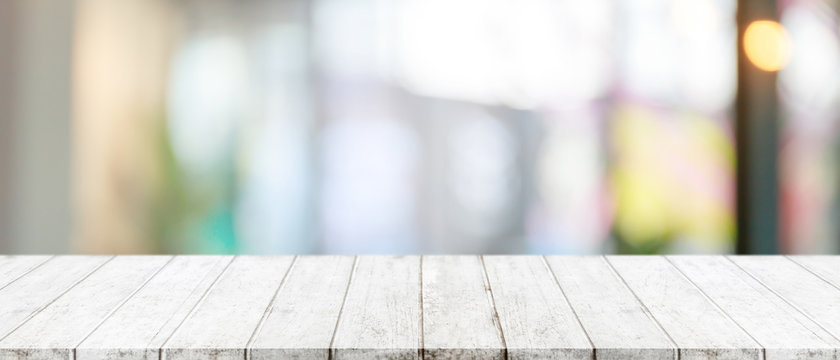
[162, 256, 294, 360]
[0, 256, 113, 340]
[0, 256, 52, 290]
[545, 256, 675, 360]
[669, 256, 840, 360]
[606, 256, 761, 360]
[0, 256, 172, 360]
[482, 256, 591, 360]
[730, 256, 840, 341]
[331, 256, 421, 360]
[422, 256, 504, 360]
[76, 256, 234, 360]
[0, 255, 835, 359]
[249, 256, 355, 360]
[787, 256, 840, 290]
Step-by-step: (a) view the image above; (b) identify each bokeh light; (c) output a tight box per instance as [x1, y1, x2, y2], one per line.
[744, 20, 791, 72]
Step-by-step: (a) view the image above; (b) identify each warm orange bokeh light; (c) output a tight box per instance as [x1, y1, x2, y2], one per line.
[744, 20, 790, 72]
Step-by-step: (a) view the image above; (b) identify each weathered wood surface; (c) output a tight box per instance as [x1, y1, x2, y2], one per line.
[0, 256, 170, 359]
[482, 256, 591, 360]
[730, 256, 840, 342]
[0, 256, 52, 290]
[76, 256, 233, 360]
[605, 256, 761, 360]
[0, 256, 112, 341]
[250, 256, 355, 360]
[422, 256, 503, 360]
[0, 255, 838, 359]
[545, 256, 675, 360]
[162, 256, 294, 360]
[331, 256, 421, 360]
[669, 256, 840, 359]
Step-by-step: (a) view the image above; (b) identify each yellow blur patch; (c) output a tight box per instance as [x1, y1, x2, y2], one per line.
[744, 20, 790, 72]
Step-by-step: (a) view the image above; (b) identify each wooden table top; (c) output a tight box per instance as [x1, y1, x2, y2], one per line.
[0, 255, 837, 359]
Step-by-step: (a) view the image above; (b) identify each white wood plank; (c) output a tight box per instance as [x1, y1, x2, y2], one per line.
[787, 256, 840, 290]
[545, 256, 675, 360]
[606, 256, 761, 359]
[76, 256, 234, 360]
[162, 255, 295, 360]
[0, 255, 172, 360]
[0, 256, 112, 340]
[482, 256, 591, 360]
[331, 256, 421, 360]
[730, 256, 840, 340]
[249, 256, 355, 360]
[422, 255, 504, 360]
[0, 256, 52, 290]
[0, 254, 836, 358]
[669, 256, 840, 359]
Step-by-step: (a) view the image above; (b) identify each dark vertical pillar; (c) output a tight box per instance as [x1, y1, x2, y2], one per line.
[736, 0, 780, 254]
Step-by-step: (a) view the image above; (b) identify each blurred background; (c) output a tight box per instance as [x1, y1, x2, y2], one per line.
[0, 0, 837, 254]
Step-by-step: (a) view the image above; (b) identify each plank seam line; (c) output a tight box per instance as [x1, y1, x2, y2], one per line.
[786, 257, 840, 299]
[244, 256, 299, 360]
[144, 257, 232, 351]
[158, 255, 238, 360]
[602, 256, 680, 360]
[327, 255, 359, 360]
[0, 255, 116, 343]
[786, 256, 840, 347]
[541, 256, 595, 360]
[726, 256, 840, 343]
[73, 256, 177, 360]
[663, 256, 765, 360]
[479, 255, 508, 360]
[0, 255, 55, 293]
[419, 255, 424, 360]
